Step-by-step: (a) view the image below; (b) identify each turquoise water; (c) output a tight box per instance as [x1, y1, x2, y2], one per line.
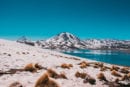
[64, 50, 130, 66]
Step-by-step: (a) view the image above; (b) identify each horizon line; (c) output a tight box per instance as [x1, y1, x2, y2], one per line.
[0, 35, 130, 41]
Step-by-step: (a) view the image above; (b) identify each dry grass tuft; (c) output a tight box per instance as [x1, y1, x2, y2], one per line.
[119, 67, 129, 74]
[68, 64, 73, 67]
[61, 63, 73, 69]
[97, 72, 107, 81]
[93, 65, 99, 68]
[78, 61, 87, 65]
[92, 62, 104, 69]
[83, 74, 96, 85]
[75, 71, 87, 79]
[47, 69, 67, 79]
[96, 62, 104, 67]
[59, 72, 67, 79]
[111, 70, 122, 77]
[100, 66, 108, 71]
[24, 63, 42, 72]
[47, 69, 59, 78]
[121, 74, 130, 81]
[35, 73, 60, 87]
[111, 65, 120, 71]
[78, 61, 89, 68]
[35, 63, 43, 69]
[80, 63, 88, 68]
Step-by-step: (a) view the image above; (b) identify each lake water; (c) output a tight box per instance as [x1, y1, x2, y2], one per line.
[64, 50, 130, 66]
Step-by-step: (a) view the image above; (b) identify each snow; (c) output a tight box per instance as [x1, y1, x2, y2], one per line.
[0, 39, 129, 87]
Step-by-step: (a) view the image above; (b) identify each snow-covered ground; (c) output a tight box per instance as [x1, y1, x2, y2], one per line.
[0, 39, 130, 87]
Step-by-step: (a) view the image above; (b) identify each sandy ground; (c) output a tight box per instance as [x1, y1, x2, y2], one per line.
[0, 39, 130, 87]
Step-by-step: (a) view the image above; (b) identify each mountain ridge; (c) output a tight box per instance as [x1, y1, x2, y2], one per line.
[17, 32, 130, 51]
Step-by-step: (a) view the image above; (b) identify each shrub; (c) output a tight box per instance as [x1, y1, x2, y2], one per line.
[78, 61, 89, 68]
[68, 64, 73, 67]
[121, 74, 129, 81]
[24, 63, 42, 72]
[111, 65, 120, 71]
[78, 61, 87, 65]
[35, 73, 60, 87]
[47, 69, 67, 79]
[47, 69, 59, 78]
[97, 73, 107, 81]
[120, 67, 129, 74]
[78, 61, 89, 66]
[83, 75, 96, 85]
[111, 70, 122, 77]
[61, 63, 73, 69]
[59, 72, 67, 79]
[93, 65, 99, 68]
[80, 63, 88, 68]
[75, 71, 87, 79]
[95, 62, 104, 67]
[100, 66, 107, 71]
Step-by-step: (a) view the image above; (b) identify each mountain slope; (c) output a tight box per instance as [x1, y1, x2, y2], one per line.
[36, 32, 86, 50]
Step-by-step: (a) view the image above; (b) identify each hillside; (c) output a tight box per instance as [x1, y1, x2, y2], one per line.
[0, 39, 130, 87]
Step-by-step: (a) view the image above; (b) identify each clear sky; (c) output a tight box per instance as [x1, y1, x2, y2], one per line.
[0, 0, 130, 40]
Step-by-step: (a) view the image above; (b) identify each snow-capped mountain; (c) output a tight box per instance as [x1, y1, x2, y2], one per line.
[84, 39, 130, 49]
[36, 32, 86, 50]
[17, 32, 130, 51]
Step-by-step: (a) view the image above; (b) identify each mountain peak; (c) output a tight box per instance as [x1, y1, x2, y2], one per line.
[37, 32, 86, 50]
[55, 32, 79, 41]
[59, 32, 70, 34]
[57, 32, 75, 36]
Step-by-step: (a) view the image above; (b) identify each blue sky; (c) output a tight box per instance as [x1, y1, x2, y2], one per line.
[0, 0, 130, 40]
